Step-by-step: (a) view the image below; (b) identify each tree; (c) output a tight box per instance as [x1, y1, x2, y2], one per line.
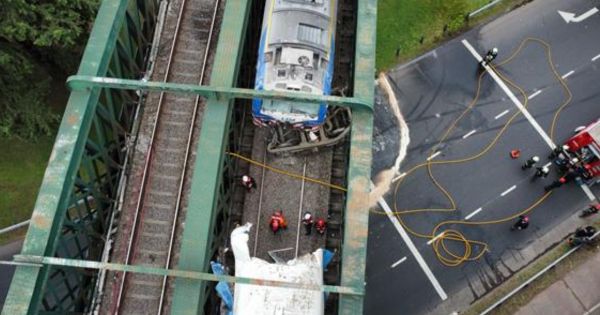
[0, 0, 99, 139]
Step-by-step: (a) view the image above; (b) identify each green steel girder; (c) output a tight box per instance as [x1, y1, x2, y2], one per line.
[338, 0, 377, 313]
[66, 75, 373, 112]
[11, 255, 363, 295]
[170, 0, 251, 313]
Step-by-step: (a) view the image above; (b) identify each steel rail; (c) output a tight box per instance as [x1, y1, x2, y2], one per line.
[157, 1, 220, 313]
[114, 0, 190, 312]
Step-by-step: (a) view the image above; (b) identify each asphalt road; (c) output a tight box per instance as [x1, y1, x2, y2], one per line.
[366, 0, 600, 314]
[0, 241, 22, 310]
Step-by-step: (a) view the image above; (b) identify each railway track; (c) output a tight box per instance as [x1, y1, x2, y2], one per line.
[109, 0, 221, 314]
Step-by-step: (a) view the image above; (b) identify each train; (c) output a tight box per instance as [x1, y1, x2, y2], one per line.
[252, 0, 351, 153]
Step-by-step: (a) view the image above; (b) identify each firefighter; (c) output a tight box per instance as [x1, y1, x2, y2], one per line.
[315, 218, 327, 235]
[534, 166, 550, 178]
[480, 47, 498, 67]
[302, 212, 314, 235]
[241, 175, 256, 192]
[511, 215, 530, 231]
[522, 156, 540, 170]
[544, 177, 566, 192]
[269, 210, 287, 234]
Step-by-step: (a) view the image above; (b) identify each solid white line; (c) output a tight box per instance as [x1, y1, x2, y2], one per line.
[528, 90, 542, 99]
[580, 183, 597, 201]
[427, 151, 442, 161]
[377, 195, 448, 300]
[592, 54, 600, 62]
[462, 129, 477, 139]
[465, 208, 483, 220]
[494, 109, 510, 120]
[294, 162, 307, 259]
[391, 257, 407, 268]
[462, 39, 556, 150]
[392, 172, 407, 183]
[501, 185, 517, 197]
[427, 232, 446, 245]
[561, 70, 575, 79]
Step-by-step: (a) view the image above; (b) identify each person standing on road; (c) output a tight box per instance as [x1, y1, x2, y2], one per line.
[315, 218, 327, 236]
[241, 175, 256, 192]
[534, 166, 550, 179]
[522, 156, 540, 170]
[512, 215, 530, 230]
[544, 177, 566, 192]
[302, 212, 314, 235]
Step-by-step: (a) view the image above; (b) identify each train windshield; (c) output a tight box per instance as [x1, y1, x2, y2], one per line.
[260, 99, 320, 124]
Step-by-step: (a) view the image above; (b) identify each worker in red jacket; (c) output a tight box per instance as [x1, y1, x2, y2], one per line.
[315, 218, 327, 235]
[270, 210, 287, 234]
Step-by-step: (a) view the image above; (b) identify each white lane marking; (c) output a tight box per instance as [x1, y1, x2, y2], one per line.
[494, 109, 510, 120]
[427, 151, 442, 161]
[592, 54, 600, 62]
[528, 90, 542, 99]
[465, 207, 483, 220]
[462, 129, 477, 139]
[501, 185, 517, 197]
[392, 172, 407, 183]
[561, 70, 575, 79]
[427, 232, 446, 245]
[462, 39, 557, 150]
[377, 195, 448, 300]
[580, 184, 597, 201]
[391, 257, 408, 268]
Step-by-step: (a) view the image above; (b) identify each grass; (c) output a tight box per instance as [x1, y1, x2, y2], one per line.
[465, 221, 600, 315]
[376, 0, 531, 71]
[0, 136, 55, 245]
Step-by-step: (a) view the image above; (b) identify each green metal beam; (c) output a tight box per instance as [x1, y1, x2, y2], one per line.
[66, 75, 373, 111]
[10, 255, 362, 295]
[170, 0, 251, 314]
[338, 0, 377, 314]
[1, 1, 132, 314]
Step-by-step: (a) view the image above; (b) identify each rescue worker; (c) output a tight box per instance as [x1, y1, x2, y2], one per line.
[480, 47, 498, 67]
[315, 218, 327, 235]
[511, 215, 530, 230]
[302, 212, 314, 235]
[534, 166, 550, 178]
[550, 145, 570, 159]
[522, 156, 540, 170]
[241, 175, 256, 192]
[269, 210, 287, 234]
[544, 177, 566, 192]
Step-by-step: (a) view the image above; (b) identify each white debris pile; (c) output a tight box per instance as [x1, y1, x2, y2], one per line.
[231, 223, 324, 315]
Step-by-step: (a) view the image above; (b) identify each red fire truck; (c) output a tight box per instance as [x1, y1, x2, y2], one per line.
[564, 118, 600, 180]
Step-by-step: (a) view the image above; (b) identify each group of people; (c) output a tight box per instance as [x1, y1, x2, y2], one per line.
[268, 210, 327, 235]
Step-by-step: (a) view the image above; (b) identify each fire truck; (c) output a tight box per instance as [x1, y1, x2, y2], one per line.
[564, 118, 600, 181]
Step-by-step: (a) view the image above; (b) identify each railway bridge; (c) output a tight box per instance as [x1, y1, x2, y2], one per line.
[2, 0, 376, 314]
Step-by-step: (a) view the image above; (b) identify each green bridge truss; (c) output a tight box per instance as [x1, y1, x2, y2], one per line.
[2, 0, 376, 314]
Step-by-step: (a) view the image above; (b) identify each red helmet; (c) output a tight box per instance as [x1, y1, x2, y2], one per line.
[271, 219, 280, 232]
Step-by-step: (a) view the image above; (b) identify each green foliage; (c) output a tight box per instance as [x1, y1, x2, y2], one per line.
[0, 0, 99, 139]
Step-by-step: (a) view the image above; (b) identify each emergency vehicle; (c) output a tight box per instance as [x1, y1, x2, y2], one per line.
[564, 118, 600, 180]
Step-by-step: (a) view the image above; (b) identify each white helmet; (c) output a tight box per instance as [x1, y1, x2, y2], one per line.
[492, 47, 498, 54]
[562, 145, 570, 151]
[572, 158, 579, 163]
[304, 212, 312, 220]
[532, 156, 540, 162]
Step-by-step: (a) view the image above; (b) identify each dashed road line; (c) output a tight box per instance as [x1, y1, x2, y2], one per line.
[561, 70, 575, 79]
[494, 110, 510, 120]
[580, 183, 597, 201]
[376, 193, 448, 301]
[501, 185, 517, 197]
[593, 54, 600, 62]
[462, 130, 477, 139]
[391, 257, 407, 268]
[528, 90, 542, 99]
[462, 39, 556, 150]
[465, 207, 483, 220]
[427, 151, 442, 161]
[427, 232, 446, 245]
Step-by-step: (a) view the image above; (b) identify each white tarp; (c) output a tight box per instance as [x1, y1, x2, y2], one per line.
[231, 223, 324, 315]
